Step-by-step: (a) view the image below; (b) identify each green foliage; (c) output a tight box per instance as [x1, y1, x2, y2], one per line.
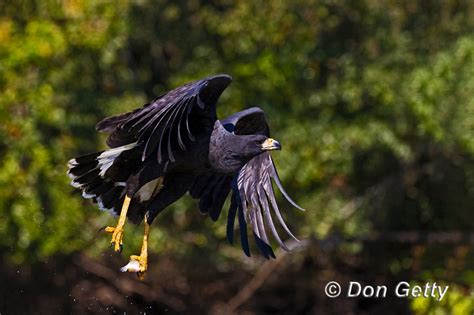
[0, 0, 132, 262]
[0, 0, 473, 312]
[411, 282, 474, 315]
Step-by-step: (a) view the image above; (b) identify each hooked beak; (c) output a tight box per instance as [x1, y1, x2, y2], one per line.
[261, 138, 281, 151]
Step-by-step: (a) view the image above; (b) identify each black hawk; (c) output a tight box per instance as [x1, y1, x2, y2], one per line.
[67, 74, 303, 278]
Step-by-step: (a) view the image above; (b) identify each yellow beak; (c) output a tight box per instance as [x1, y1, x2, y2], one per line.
[261, 138, 281, 151]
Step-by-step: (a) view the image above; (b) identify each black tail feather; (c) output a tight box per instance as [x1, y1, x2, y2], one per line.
[67, 143, 140, 216]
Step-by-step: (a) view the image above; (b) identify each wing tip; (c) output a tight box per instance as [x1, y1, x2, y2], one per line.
[205, 74, 232, 92]
[209, 73, 232, 82]
[254, 234, 276, 259]
[95, 117, 116, 132]
[295, 205, 306, 212]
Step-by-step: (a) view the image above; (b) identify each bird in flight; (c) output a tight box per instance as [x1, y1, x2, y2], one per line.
[67, 74, 303, 279]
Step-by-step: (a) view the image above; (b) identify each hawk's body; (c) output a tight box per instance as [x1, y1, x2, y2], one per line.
[68, 74, 303, 261]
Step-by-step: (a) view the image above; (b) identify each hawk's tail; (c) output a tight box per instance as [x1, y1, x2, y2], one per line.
[67, 143, 139, 216]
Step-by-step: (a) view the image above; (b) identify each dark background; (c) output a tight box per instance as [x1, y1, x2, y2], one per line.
[0, 1, 473, 314]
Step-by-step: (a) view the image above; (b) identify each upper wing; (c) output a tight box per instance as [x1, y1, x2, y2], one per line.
[220, 107, 269, 136]
[96, 74, 232, 162]
[228, 152, 304, 258]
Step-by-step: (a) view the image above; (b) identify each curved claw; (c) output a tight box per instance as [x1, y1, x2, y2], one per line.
[104, 226, 124, 252]
[110, 242, 123, 253]
[98, 226, 107, 233]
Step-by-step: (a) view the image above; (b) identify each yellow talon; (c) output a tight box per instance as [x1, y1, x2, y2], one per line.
[120, 217, 150, 280]
[104, 195, 131, 252]
[104, 226, 124, 252]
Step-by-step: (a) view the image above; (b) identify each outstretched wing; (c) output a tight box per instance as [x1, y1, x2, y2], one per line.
[224, 107, 304, 257]
[228, 152, 304, 258]
[192, 107, 304, 258]
[189, 108, 269, 221]
[96, 74, 232, 162]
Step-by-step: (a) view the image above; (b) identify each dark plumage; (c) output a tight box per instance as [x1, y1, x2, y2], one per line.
[67, 74, 303, 261]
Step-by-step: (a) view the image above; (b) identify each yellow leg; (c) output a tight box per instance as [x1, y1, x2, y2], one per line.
[104, 195, 131, 252]
[120, 217, 150, 280]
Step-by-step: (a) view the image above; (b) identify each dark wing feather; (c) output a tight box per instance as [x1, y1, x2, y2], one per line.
[235, 184, 251, 257]
[230, 152, 304, 258]
[96, 75, 232, 164]
[226, 190, 238, 245]
[190, 173, 232, 221]
[232, 107, 302, 254]
[96, 97, 159, 133]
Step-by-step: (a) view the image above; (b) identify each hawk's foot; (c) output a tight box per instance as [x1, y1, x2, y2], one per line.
[104, 226, 124, 252]
[103, 195, 132, 253]
[121, 254, 148, 280]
